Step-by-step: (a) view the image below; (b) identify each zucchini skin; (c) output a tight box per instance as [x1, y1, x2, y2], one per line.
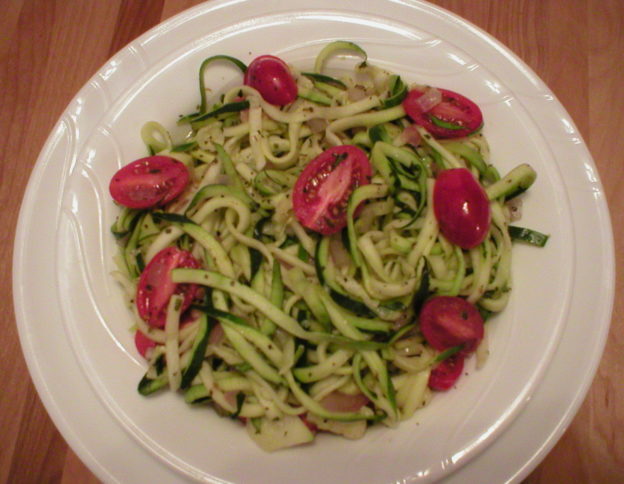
[171, 268, 313, 340]
[315, 236, 377, 318]
[485, 164, 537, 200]
[110, 206, 143, 239]
[138, 354, 168, 396]
[508, 225, 549, 247]
[138, 374, 168, 396]
[329, 289, 377, 318]
[137, 316, 212, 395]
[180, 314, 212, 389]
[184, 384, 211, 404]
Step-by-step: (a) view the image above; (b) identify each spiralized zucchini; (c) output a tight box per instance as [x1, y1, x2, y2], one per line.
[112, 41, 535, 451]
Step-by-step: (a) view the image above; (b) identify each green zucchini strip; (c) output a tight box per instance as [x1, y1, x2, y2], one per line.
[508, 225, 549, 247]
[165, 295, 184, 391]
[171, 268, 314, 341]
[485, 164, 537, 200]
[285, 373, 375, 422]
[198, 55, 247, 114]
[313, 40, 368, 74]
[347, 184, 389, 267]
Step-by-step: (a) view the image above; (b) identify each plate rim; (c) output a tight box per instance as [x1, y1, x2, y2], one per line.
[13, 1, 615, 483]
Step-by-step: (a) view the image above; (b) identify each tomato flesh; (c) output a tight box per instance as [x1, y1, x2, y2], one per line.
[134, 330, 156, 358]
[244, 55, 298, 106]
[299, 414, 318, 433]
[110, 156, 189, 209]
[403, 88, 483, 139]
[428, 355, 465, 391]
[136, 247, 201, 328]
[419, 296, 484, 354]
[433, 168, 490, 249]
[292, 145, 372, 235]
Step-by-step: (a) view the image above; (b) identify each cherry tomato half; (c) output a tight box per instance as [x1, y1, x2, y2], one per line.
[136, 247, 201, 328]
[134, 330, 156, 358]
[109, 156, 189, 209]
[244, 55, 298, 106]
[292, 145, 373, 235]
[403, 88, 483, 139]
[428, 354, 465, 391]
[433, 168, 491, 249]
[299, 414, 318, 433]
[419, 296, 484, 354]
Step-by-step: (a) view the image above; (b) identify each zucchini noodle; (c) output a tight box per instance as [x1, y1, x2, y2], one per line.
[111, 41, 538, 452]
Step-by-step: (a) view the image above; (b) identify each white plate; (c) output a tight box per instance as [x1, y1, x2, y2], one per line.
[13, 1, 614, 483]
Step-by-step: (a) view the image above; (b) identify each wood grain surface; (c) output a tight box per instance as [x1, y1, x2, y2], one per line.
[1, 0, 622, 482]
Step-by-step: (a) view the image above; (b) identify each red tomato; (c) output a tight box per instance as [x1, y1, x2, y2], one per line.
[136, 247, 201, 328]
[134, 330, 156, 358]
[292, 145, 372, 235]
[428, 354, 465, 391]
[110, 156, 189, 209]
[299, 414, 318, 433]
[419, 296, 484, 354]
[403, 88, 483, 139]
[433, 168, 490, 249]
[244, 55, 298, 106]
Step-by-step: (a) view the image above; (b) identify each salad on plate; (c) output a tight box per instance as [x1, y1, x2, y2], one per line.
[108, 41, 547, 452]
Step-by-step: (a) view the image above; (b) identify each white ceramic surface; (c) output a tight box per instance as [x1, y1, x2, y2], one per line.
[13, 1, 614, 483]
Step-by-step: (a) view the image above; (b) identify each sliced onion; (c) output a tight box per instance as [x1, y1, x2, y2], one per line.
[306, 118, 328, 134]
[209, 322, 225, 345]
[415, 87, 442, 113]
[213, 174, 230, 185]
[395, 124, 422, 147]
[329, 236, 351, 269]
[347, 85, 368, 102]
[320, 391, 369, 413]
[223, 390, 239, 406]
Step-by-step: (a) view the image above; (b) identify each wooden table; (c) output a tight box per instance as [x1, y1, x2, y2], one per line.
[1, 1, 622, 482]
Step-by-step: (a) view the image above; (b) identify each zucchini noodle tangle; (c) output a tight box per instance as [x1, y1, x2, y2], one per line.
[111, 41, 536, 452]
